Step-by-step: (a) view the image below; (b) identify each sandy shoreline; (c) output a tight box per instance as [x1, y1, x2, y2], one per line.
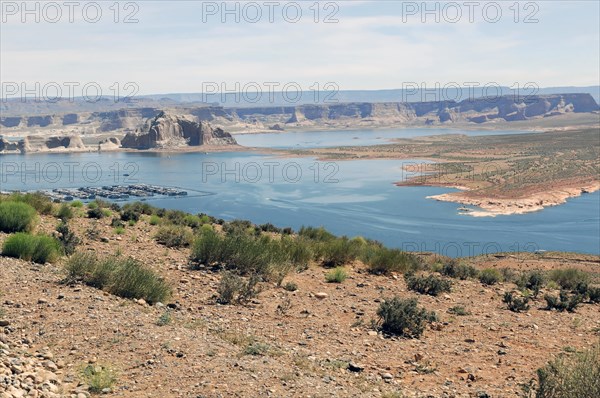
[424, 181, 600, 217]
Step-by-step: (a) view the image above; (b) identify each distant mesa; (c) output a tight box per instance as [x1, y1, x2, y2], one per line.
[0, 94, 598, 153]
[120, 111, 237, 150]
[0, 111, 238, 154]
[0, 134, 87, 154]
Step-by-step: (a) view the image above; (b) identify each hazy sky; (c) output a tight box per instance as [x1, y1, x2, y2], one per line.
[1, 1, 599, 95]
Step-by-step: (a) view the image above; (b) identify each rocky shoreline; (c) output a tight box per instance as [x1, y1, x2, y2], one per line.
[426, 182, 600, 217]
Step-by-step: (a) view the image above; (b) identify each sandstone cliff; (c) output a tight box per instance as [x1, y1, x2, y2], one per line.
[120, 111, 237, 149]
[1, 94, 598, 134]
[21, 134, 87, 153]
[0, 134, 88, 154]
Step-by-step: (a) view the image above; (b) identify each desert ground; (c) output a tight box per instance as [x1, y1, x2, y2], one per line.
[1, 206, 599, 398]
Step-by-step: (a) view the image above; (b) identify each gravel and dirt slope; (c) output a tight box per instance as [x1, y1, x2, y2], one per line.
[1, 214, 599, 398]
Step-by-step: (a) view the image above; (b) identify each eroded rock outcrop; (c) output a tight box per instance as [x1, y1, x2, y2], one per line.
[0, 137, 19, 153]
[120, 111, 237, 150]
[20, 134, 87, 153]
[0, 134, 88, 154]
[98, 136, 121, 151]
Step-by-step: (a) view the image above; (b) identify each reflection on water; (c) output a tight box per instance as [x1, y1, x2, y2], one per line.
[0, 128, 598, 257]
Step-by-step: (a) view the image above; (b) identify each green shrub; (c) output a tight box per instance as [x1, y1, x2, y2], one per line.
[2, 233, 61, 264]
[544, 291, 582, 312]
[120, 207, 140, 222]
[282, 227, 294, 235]
[587, 287, 600, 304]
[110, 258, 171, 303]
[260, 223, 281, 233]
[376, 297, 437, 338]
[279, 236, 312, 271]
[119, 202, 155, 223]
[517, 271, 545, 297]
[325, 267, 348, 283]
[217, 271, 261, 305]
[222, 219, 254, 236]
[82, 364, 117, 394]
[448, 305, 470, 316]
[156, 310, 172, 326]
[405, 273, 452, 296]
[155, 225, 193, 248]
[56, 203, 74, 221]
[183, 215, 202, 229]
[321, 237, 359, 267]
[54, 222, 80, 255]
[363, 247, 419, 275]
[64, 252, 171, 304]
[503, 292, 530, 313]
[114, 226, 125, 235]
[243, 342, 271, 356]
[70, 200, 83, 208]
[190, 229, 228, 266]
[298, 226, 335, 242]
[0, 201, 37, 233]
[190, 230, 296, 281]
[479, 268, 502, 285]
[87, 207, 104, 219]
[499, 267, 517, 283]
[6, 192, 53, 215]
[283, 282, 298, 292]
[534, 344, 599, 398]
[441, 260, 478, 280]
[110, 217, 125, 228]
[149, 214, 161, 225]
[549, 269, 590, 291]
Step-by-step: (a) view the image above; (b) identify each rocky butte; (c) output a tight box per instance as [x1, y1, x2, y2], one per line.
[120, 111, 238, 150]
[0, 112, 238, 154]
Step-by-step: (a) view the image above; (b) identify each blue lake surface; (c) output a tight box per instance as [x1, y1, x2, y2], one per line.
[1, 128, 598, 257]
[235, 127, 535, 149]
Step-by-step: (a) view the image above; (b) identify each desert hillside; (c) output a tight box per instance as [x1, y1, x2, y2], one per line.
[0, 195, 599, 398]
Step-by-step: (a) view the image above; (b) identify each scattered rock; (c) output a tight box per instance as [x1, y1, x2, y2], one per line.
[348, 362, 364, 372]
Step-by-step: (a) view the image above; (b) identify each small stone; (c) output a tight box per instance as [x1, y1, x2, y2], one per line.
[38, 298, 48, 304]
[0, 320, 9, 327]
[381, 372, 393, 380]
[43, 360, 58, 371]
[348, 362, 364, 372]
[367, 331, 378, 336]
[314, 292, 328, 299]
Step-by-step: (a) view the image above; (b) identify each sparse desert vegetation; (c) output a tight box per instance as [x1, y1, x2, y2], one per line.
[0, 196, 599, 397]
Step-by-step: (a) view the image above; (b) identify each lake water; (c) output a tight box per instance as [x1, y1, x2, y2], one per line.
[1, 128, 598, 257]
[235, 127, 535, 149]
